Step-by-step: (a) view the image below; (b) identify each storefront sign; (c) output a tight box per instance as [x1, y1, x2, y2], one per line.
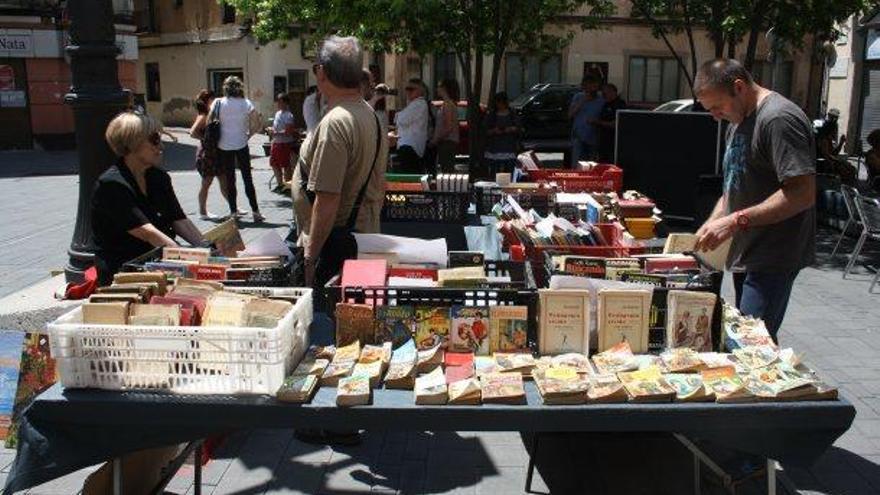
[0, 91, 27, 108]
[0, 66, 14, 91]
[0, 35, 31, 54]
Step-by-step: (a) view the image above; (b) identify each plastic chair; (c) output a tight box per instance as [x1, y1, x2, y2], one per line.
[846, 194, 880, 291]
[836, 185, 863, 272]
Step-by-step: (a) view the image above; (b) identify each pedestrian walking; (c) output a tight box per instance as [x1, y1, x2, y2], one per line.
[693, 58, 816, 342]
[483, 91, 521, 179]
[212, 75, 264, 222]
[596, 83, 627, 163]
[267, 93, 297, 192]
[189, 89, 229, 220]
[568, 76, 604, 167]
[430, 78, 460, 173]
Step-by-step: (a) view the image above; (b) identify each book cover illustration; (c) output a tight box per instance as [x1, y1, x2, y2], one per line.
[618, 367, 675, 402]
[450, 306, 490, 354]
[539, 290, 589, 355]
[587, 373, 627, 402]
[337, 375, 371, 406]
[375, 306, 416, 349]
[701, 366, 751, 402]
[276, 374, 318, 403]
[494, 353, 537, 374]
[743, 363, 815, 399]
[732, 345, 779, 371]
[416, 343, 445, 373]
[480, 372, 526, 403]
[550, 353, 592, 374]
[0, 331, 24, 441]
[666, 290, 716, 351]
[534, 367, 589, 396]
[604, 258, 641, 281]
[414, 307, 451, 350]
[660, 348, 703, 373]
[591, 341, 637, 375]
[698, 352, 733, 369]
[597, 289, 651, 353]
[664, 373, 712, 402]
[6, 333, 56, 448]
[292, 358, 330, 377]
[489, 305, 529, 353]
[448, 377, 482, 405]
[335, 303, 375, 347]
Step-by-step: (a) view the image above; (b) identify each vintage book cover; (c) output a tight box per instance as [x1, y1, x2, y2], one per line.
[352, 359, 384, 388]
[494, 353, 536, 376]
[604, 258, 642, 281]
[587, 373, 628, 403]
[375, 306, 415, 349]
[701, 366, 753, 403]
[414, 307, 451, 350]
[188, 264, 228, 281]
[81, 302, 130, 325]
[618, 367, 676, 403]
[474, 356, 500, 377]
[698, 352, 734, 369]
[332, 341, 362, 364]
[643, 256, 699, 274]
[660, 348, 703, 373]
[448, 377, 482, 405]
[202, 218, 246, 257]
[732, 345, 779, 371]
[95, 283, 153, 303]
[445, 363, 475, 385]
[292, 358, 330, 377]
[0, 331, 25, 440]
[5, 333, 57, 448]
[311, 345, 337, 360]
[538, 290, 589, 355]
[620, 273, 667, 287]
[335, 303, 376, 347]
[448, 251, 485, 268]
[162, 246, 211, 264]
[666, 290, 716, 351]
[242, 298, 292, 329]
[88, 293, 142, 305]
[550, 353, 592, 374]
[321, 360, 355, 387]
[129, 303, 180, 327]
[416, 343, 445, 373]
[143, 261, 191, 278]
[597, 289, 652, 353]
[359, 344, 387, 365]
[489, 305, 530, 353]
[591, 341, 637, 375]
[743, 363, 816, 400]
[663, 233, 698, 254]
[113, 271, 168, 296]
[384, 339, 418, 390]
[563, 257, 606, 278]
[664, 373, 714, 402]
[480, 372, 526, 405]
[450, 306, 491, 354]
[533, 367, 589, 405]
[150, 295, 201, 325]
[414, 367, 448, 405]
[203, 293, 252, 327]
[276, 374, 318, 403]
[337, 375, 371, 406]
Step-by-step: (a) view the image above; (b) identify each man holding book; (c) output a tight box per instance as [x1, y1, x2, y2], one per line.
[693, 59, 815, 342]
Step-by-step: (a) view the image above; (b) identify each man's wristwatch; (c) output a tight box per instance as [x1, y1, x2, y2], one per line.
[734, 211, 750, 231]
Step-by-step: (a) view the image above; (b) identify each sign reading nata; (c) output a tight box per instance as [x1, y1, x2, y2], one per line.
[0, 35, 31, 53]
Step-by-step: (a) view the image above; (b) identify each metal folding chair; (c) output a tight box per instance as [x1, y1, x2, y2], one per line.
[847, 194, 880, 291]
[838, 185, 863, 275]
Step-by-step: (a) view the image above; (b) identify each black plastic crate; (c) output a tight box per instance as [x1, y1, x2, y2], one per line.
[382, 191, 470, 223]
[121, 247, 294, 287]
[324, 260, 541, 352]
[474, 187, 556, 216]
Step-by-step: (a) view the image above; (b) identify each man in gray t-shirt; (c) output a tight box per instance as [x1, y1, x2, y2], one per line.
[693, 59, 816, 341]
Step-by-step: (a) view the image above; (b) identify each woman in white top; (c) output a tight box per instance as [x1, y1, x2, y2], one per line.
[430, 79, 460, 173]
[212, 76, 263, 222]
[302, 85, 323, 140]
[391, 78, 430, 174]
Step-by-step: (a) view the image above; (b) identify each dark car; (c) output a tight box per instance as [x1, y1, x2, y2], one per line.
[510, 83, 580, 147]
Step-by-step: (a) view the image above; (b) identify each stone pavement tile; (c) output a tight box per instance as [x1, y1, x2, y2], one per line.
[262, 459, 325, 495]
[847, 454, 880, 491]
[320, 462, 375, 494]
[405, 432, 431, 461]
[467, 431, 522, 446]
[833, 431, 880, 457]
[398, 460, 427, 494]
[423, 472, 478, 495]
[429, 432, 479, 452]
[471, 441, 530, 468]
[426, 445, 485, 475]
[212, 473, 274, 495]
[23, 466, 96, 495]
[473, 467, 533, 495]
[853, 418, 880, 439]
[369, 463, 402, 493]
[284, 439, 334, 465]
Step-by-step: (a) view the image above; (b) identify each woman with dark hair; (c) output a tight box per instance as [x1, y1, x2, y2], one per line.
[483, 91, 521, 179]
[189, 89, 229, 220]
[430, 78, 460, 172]
[866, 129, 880, 190]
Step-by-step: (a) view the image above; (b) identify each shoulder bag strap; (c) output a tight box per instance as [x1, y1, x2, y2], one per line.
[345, 113, 383, 230]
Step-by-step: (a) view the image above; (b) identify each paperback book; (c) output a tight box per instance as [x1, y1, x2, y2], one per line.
[489, 305, 530, 353]
[276, 374, 318, 403]
[701, 366, 753, 403]
[415, 307, 451, 350]
[414, 367, 448, 405]
[618, 367, 676, 403]
[533, 367, 589, 405]
[538, 290, 590, 355]
[337, 375, 371, 406]
[664, 373, 714, 402]
[587, 373, 628, 403]
[384, 339, 418, 390]
[666, 290, 716, 351]
[660, 348, 703, 373]
[450, 306, 491, 354]
[416, 343, 445, 373]
[375, 306, 415, 349]
[447, 378, 482, 405]
[597, 289, 652, 353]
[335, 303, 375, 347]
[591, 341, 637, 375]
[480, 372, 526, 405]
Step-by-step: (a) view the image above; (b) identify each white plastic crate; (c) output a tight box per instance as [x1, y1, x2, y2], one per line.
[47, 287, 312, 395]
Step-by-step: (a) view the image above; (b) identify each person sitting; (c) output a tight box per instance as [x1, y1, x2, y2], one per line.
[866, 129, 880, 190]
[816, 108, 854, 185]
[92, 111, 205, 286]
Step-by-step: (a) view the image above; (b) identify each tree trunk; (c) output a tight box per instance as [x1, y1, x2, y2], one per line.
[710, 0, 725, 58]
[743, 1, 767, 71]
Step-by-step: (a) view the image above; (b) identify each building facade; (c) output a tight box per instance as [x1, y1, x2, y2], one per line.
[0, 0, 138, 150]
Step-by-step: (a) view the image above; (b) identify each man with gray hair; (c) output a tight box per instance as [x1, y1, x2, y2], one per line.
[293, 35, 388, 289]
[693, 58, 815, 342]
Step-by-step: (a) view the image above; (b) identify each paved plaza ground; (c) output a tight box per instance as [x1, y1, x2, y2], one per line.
[0, 133, 878, 494]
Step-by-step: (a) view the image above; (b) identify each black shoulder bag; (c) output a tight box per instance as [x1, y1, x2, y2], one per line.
[203, 99, 222, 152]
[294, 113, 383, 289]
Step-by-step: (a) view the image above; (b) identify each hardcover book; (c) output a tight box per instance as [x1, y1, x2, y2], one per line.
[664, 373, 714, 402]
[533, 367, 589, 405]
[335, 303, 375, 347]
[447, 377, 482, 405]
[276, 374, 318, 403]
[597, 289, 652, 353]
[563, 257, 606, 278]
[112, 272, 168, 296]
[242, 298, 292, 328]
[701, 366, 753, 403]
[188, 264, 228, 281]
[480, 372, 526, 405]
[375, 306, 416, 348]
[448, 251, 485, 268]
[414, 367, 448, 405]
[384, 339, 418, 390]
[587, 373, 628, 403]
[666, 290, 716, 351]
[162, 246, 211, 264]
[618, 367, 676, 403]
[663, 233, 698, 254]
[202, 293, 252, 327]
[604, 258, 642, 281]
[591, 341, 637, 375]
[620, 273, 667, 287]
[437, 266, 487, 288]
[450, 306, 491, 354]
[415, 307, 451, 350]
[129, 303, 180, 327]
[489, 305, 530, 353]
[538, 290, 590, 355]
[337, 375, 371, 406]
[81, 302, 130, 325]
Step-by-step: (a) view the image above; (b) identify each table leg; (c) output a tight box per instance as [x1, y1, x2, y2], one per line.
[194, 442, 203, 495]
[524, 432, 541, 493]
[112, 457, 123, 495]
[673, 434, 733, 489]
[692, 451, 701, 495]
[767, 458, 777, 495]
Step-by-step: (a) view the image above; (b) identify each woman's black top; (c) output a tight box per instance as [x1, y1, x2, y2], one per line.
[91, 160, 186, 285]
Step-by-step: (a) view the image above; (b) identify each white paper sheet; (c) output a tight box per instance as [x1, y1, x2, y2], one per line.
[237, 230, 292, 260]
[353, 233, 448, 266]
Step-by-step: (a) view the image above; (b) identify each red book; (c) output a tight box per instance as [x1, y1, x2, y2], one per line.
[644, 256, 699, 274]
[341, 259, 388, 306]
[151, 295, 203, 326]
[445, 364, 475, 385]
[444, 352, 475, 368]
[189, 264, 228, 281]
[179, 306, 194, 326]
[387, 267, 438, 281]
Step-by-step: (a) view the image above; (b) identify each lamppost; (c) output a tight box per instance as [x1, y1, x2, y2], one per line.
[64, 0, 129, 282]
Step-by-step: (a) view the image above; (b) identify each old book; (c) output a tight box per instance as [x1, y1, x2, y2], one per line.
[163, 246, 211, 264]
[375, 306, 415, 349]
[359, 344, 390, 372]
[620, 273, 667, 287]
[666, 290, 716, 351]
[643, 255, 699, 274]
[276, 374, 318, 403]
[664, 373, 714, 402]
[445, 362, 475, 385]
[202, 293, 251, 327]
[202, 218, 246, 257]
[448, 251, 485, 268]
[591, 341, 637, 375]
[414, 367, 448, 405]
[533, 367, 589, 405]
[538, 289, 589, 355]
[474, 355, 500, 377]
[320, 360, 355, 387]
[693, 238, 731, 272]
[311, 345, 337, 360]
[129, 303, 180, 327]
[416, 343, 445, 373]
[95, 283, 154, 303]
[188, 264, 228, 281]
[660, 348, 703, 373]
[384, 339, 418, 389]
[732, 345, 779, 371]
[174, 278, 224, 292]
[333, 341, 361, 364]
[480, 372, 526, 405]
[701, 366, 753, 403]
[88, 293, 143, 305]
[292, 358, 330, 377]
[663, 233, 698, 254]
[336, 375, 371, 406]
[414, 307, 451, 350]
[81, 302, 130, 325]
[445, 352, 475, 383]
[563, 257, 606, 278]
[618, 367, 676, 403]
[549, 353, 592, 374]
[450, 306, 491, 354]
[587, 373, 628, 403]
[597, 289, 652, 353]
[437, 266, 487, 288]
[494, 353, 536, 376]
[448, 377, 482, 405]
[698, 352, 734, 369]
[143, 261, 191, 278]
[604, 258, 641, 281]
[352, 359, 384, 388]
[242, 298, 292, 328]
[113, 272, 168, 296]
[341, 259, 388, 306]
[743, 363, 817, 400]
[335, 303, 375, 347]
[489, 305, 530, 353]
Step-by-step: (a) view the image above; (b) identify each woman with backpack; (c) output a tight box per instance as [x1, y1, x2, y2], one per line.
[189, 89, 229, 220]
